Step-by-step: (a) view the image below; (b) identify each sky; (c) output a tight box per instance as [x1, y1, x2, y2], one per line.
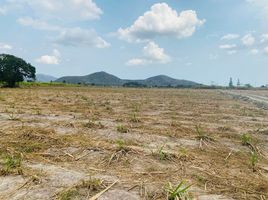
[0, 0, 268, 86]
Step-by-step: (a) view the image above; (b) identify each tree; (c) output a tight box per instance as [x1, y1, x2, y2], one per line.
[229, 77, 234, 88]
[0, 54, 36, 87]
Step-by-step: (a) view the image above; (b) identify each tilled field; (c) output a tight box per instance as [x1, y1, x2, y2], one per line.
[0, 87, 267, 200]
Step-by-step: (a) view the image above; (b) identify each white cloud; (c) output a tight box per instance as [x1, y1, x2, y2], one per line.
[118, 3, 205, 42]
[54, 27, 110, 48]
[227, 50, 237, 55]
[264, 47, 268, 54]
[17, 17, 61, 31]
[250, 49, 259, 55]
[126, 58, 148, 66]
[260, 34, 268, 43]
[219, 44, 237, 49]
[0, 7, 7, 15]
[126, 41, 170, 66]
[221, 34, 240, 40]
[17, 17, 109, 49]
[0, 43, 13, 50]
[246, 0, 268, 19]
[241, 34, 255, 46]
[2, 0, 102, 21]
[143, 42, 170, 63]
[36, 49, 61, 65]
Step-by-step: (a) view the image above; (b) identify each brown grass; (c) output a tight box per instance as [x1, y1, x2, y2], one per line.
[0, 86, 267, 199]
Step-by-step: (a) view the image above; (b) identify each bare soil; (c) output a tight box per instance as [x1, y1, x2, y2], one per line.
[0, 87, 267, 200]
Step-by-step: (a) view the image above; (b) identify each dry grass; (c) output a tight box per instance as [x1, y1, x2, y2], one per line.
[0, 86, 267, 199]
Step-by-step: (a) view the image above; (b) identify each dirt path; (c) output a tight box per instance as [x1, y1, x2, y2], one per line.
[222, 90, 268, 109]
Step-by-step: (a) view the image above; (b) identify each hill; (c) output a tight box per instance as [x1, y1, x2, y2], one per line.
[55, 71, 201, 87]
[142, 75, 198, 87]
[56, 71, 123, 86]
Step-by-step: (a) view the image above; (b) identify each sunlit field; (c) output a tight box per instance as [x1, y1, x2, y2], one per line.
[0, 86, 267, 200]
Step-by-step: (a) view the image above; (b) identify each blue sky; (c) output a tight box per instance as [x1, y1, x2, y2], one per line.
[0, 0, 268, 86]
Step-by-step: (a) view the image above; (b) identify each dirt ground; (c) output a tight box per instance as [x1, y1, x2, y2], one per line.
[0, 87, 267, 200]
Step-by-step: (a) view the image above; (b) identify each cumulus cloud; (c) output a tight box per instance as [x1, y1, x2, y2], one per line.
[17, 18, 110, 48]
[264, 47, 268, 54]
[143, 42, 170, 63]
[126, 58, 148, 66]
[250, 49, 259, 55]
[2, 0, 102, 21]
[3, 0, 108, 49]
[36, 49, 61, 65]
[0, 43, 13, 51]
[261, 34, 268, 43]
[241, 34, 255, 46]
[17, 17, 61, 31]
[221, 34, 240, 40]
[219, 44, 237, 49]
[118, 3, 205, 42]
[126, 42, 170, 66]
[54, 27, 110, 48]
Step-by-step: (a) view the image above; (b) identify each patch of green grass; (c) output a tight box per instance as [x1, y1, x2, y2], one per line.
[84, 120, 104, 129]
[18, 143, 42, 153]
[195, 125, 214, 142]
[193, 174, 206, 184]
[80, 178, 104, 191]
[20, 81, 80, 88]
[0, 153, 23, 176]
[241, 133, 252, 146]
[153, 145, 177, 161]
[129, 112, 141, 123]
[166, 180, 193, 200]
[58, 189, 79, 200]
[115, 139, 127, 151]
[116, 124, 129, 133]
[250, 151, 258, 172]
[58, 178, 104, 200]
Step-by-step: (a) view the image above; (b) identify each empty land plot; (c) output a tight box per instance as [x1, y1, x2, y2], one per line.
[0, 87, 267, 200]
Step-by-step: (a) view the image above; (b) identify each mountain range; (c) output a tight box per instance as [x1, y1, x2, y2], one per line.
[54, 71, 201, 87]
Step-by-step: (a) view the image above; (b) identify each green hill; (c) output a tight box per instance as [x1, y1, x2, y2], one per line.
[55, 71, 201, 87]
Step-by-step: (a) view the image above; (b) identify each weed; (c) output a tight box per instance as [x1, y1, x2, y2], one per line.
[58, 189, 79, 200]
[0, 153, 23, 175]
[158, 145, 168, 160]
[116, 124, 129, 133]
[153, 145, 177, 161]
[19, 143, 42, 153]
[80, 178, 104, 191]
[108, 139, 131, 165]
[250, 151, 258, 172]
[193, 174, 206, 184]
[166, 180, 193, 200]
[8, 112, 20, 121]
[57, 178, 105, 200]
[129, 112, 141, 123]
[241, 133, 252, 146]
[115, 139, 126, 150]
[195, 125, 214, 149]
[195, 125, 213, 141]
[84, 120, 104, 129]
